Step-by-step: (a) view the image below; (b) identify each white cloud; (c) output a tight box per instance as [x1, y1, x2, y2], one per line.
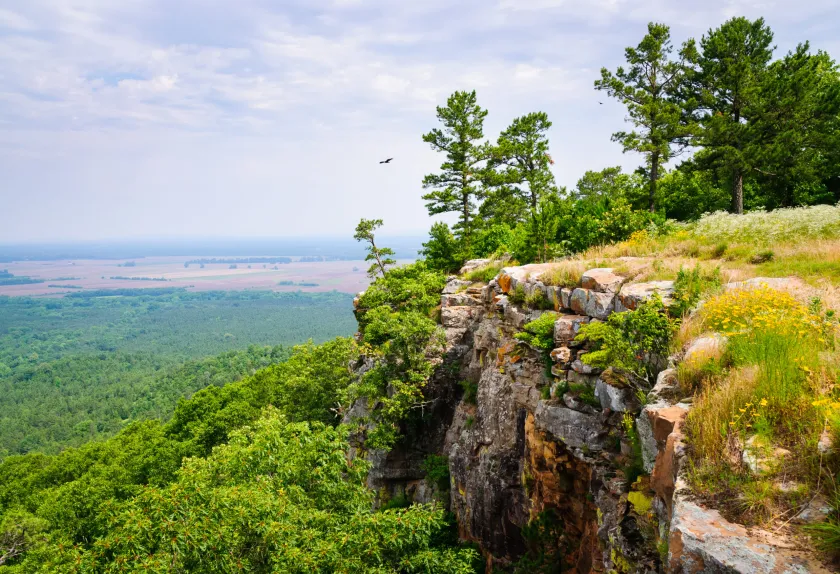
[1, 0, 839, 241]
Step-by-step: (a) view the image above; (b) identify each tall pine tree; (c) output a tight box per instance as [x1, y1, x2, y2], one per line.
[596, 22, 690, 213]
[421, 90, 488, 252]
[682, 17, 775, 214]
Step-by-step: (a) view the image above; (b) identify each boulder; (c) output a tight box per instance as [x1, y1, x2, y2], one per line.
[569, 288, 615, 320]
[595, 378, 640, 413]
[554, 315, 590, 345]
[441, 293, 483, 307]
[742, 435, 791, 475]
[571, 359, 599, 375]
[581, 268, 625, 293]
[793, 495, 833, 525]
[441, 306, 481, 329]
[443, 279, 473, 294]
[459, 259, 491, 275]
[550, 346, 572, 364]
[560, 287, 573, 309]
[669, 493, 829, 573]
[725, 276, 804, 292]
[615, 281, 674, 313]
[567, 370, 599, 387]
[683, 334, 727, 368]
[533, 402, 604, 451]
[648, 368, 679, 403]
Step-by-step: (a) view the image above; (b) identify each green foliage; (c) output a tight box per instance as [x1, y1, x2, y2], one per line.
[422, 90, 488, 250]
[459, 380, 478, 404]
[463, 262, 504, 283]
[568, 383, 599, 408]
[354, 218, 396, 278]
[622, 414, 645, 484]
[351, 263, 448, 450]
[36, 410, 477, 573]
[515, 509, 566, 573]
[573, 166, 646, 209]
[576, 297, 676, 381]
[421, 222, 464, 273]
[514, 312, 558, 352]
[670, 265, 722, 317]
[596, 22, 691, 212]
[481, 112, 558, 226]
[422, 455, 451, 490]
[749, 250, 774, 264]
[0, 290, 355, 458]
[507, 284, 526, 306]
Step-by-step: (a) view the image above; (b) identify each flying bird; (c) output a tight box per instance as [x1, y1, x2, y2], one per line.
[599, 101, 604, 105]
[379, 158, 393, 164]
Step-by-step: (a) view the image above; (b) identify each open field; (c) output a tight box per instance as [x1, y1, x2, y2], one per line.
[0, 255, 410, 297]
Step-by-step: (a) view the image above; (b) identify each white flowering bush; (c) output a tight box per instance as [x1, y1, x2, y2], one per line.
[689, 204, 840, 244]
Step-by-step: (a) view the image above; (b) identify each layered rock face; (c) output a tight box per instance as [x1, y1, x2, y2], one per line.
[351, 263, 826, 573]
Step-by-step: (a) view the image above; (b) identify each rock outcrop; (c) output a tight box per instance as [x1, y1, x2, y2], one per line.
[348, 262, 827, 572]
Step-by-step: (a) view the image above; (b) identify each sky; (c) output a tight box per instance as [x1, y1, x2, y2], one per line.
[1, 0, 839, 242]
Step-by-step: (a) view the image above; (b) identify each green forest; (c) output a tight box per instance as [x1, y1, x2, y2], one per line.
[0, 290, 356, 457]
[1, 15, 840, 573]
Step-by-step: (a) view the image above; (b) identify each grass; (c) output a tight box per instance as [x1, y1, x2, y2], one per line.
[682, 285, 839, 530]
[463, 261, 505, 283]
[586, 204, 840, 288]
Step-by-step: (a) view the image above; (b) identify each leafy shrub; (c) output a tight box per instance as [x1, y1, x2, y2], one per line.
[576, 297, 676, 381]
[508, 283, 527, 305]
[568, 383, 599, 407]
[622, 414, 645, 484]
[748, 250, 774, 264]
[515, 313, 559, 352]
[420, 222, 464, 273]
[422, 454, 451, 490]
[670, 264, 722, 317]
[525, 289, 554, 310]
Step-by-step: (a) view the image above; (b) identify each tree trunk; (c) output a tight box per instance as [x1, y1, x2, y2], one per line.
[649, 151, 659, 213]
[732, 170, 744, 214]
[462, 189, 471, 253]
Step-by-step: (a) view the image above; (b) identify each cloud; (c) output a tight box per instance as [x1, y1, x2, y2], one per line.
[1, 0, 839, 241]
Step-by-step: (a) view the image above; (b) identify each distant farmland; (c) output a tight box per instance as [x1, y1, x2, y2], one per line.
[0, 256, 399, 297]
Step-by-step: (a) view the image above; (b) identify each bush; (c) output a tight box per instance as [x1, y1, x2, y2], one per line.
[422, 454, 451, 490]
[688, 204, 840, 245]
[576, 297, 676, 382]
[464, 261, 504, 283]
[515, 313, 559, 352]
[421, 222, 464, 273]
[670, 265, 722, 317]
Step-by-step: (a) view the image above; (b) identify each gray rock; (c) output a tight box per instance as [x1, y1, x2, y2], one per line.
[441, 293, 483, 307]
[595, 378, 641, 413]
[553, 314, 590, 345]
[459, 259, 492, 275]
[560, 287, 573, 309]
[581, 268, 625, 293]
[441, 306, 482, 329]
[669, 493, 824, 573]
[649, 368, 679, 402]
[443, 279, 473, 294]
[571, 359, 600, 375]
[570, 288, 615, 320]
[550, 346, 572, 364]
[567, 370, 599, 387]
[534, 402, 604, 450]
[615, 281, 674, 312]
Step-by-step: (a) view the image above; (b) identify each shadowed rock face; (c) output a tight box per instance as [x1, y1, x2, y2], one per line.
[348, 262, 823, 572]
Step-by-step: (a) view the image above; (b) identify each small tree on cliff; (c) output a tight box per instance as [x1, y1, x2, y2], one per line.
[596, 22, 691, 212]
[422, 90, 488, 252]
[354, 218, 395, 278]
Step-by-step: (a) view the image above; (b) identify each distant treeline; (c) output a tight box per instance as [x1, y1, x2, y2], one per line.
[298, 256, 351, 262]
[49, 277, 81, 281]
[109, 276, 170, 282]
[67, 287, 184, 298]
[47, 284, 83, 289]
[185, 257, 293, 266]
[277, 280, 320, 287]
[0, 271, 44, 286]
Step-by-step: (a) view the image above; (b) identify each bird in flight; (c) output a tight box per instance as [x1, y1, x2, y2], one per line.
[379, 158, 393, 164]
[599, 101, 604, 105]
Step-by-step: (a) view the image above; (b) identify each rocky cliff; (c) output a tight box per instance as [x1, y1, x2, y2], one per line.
[349, 261, 830, 573]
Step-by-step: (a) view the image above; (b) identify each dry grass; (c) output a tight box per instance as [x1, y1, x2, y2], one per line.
[685, 366, 759, 466]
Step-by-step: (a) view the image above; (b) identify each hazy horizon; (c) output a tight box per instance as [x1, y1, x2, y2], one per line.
[3, 0, 839, 242]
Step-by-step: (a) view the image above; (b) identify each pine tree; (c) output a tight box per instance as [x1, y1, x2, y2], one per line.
[422, 91, 488, 252]
[596, 22, 690, 213]
[482, 112, 557, 226]
[353, 218, 395, 278]
[682, 17, 775, 214]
